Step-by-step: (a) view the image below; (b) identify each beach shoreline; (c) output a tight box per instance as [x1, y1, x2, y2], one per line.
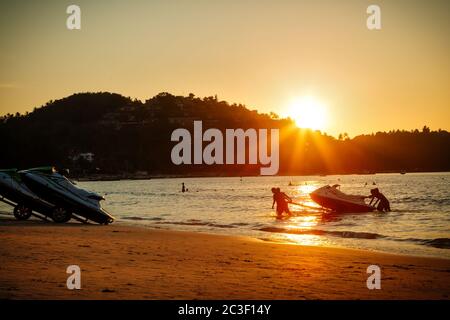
[73, 170, 450, 182]
[0, 218, 449, 300]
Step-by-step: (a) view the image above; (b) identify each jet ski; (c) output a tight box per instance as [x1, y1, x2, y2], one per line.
[310, 185, 375, 213]
[0, 169, 55, 220]
[20, 167, 114, 224]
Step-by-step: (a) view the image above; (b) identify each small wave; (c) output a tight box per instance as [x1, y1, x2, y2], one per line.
[156, 220, 236, 229]
[122, 216, 164, 221]
[260, 226, 450, 249]
[423, 238, 450, 249]
[258, 227, 384, 240]
[403, 237, 450, 249]
[397, 197, 450, 206]
[390, 209, 424, 213]
[230, 222, 250, 226]
[327, 230, 383, 239]
[334, 223, 357, 227]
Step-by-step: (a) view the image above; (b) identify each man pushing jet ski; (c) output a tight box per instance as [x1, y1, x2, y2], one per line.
[366, 188, 391, 212]
[309, 184, 391, 213]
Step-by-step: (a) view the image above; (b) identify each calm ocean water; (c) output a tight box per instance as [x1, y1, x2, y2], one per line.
[89, 173, 450, 258]
[2, 173, 449, 258]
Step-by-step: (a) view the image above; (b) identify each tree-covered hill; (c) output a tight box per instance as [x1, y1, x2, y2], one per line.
[1, 92, 449, 176]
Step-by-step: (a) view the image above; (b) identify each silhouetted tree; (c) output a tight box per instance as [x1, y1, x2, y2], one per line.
[0, 92, 449, 176]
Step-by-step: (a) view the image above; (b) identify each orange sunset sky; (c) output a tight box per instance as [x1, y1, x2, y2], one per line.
[0, 0, 449, 137]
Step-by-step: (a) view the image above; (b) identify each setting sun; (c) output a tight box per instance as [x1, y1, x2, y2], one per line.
[287, 96, 327, 131]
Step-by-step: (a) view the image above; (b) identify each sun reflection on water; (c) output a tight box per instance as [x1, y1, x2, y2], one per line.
[291, 183, 323, 209]
[287, 215, 319, 229]
[280, 233, 326, 247]
[271, 181, 330, 246]
[297, 184, 317, 194]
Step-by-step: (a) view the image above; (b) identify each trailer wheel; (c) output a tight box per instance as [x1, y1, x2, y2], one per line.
[13, 204, 32, 220]
[52, 207, 72, 223]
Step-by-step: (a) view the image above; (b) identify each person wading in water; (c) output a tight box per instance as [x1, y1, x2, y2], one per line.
[367, 188, 391, 212]
[271, 187, 292, 218]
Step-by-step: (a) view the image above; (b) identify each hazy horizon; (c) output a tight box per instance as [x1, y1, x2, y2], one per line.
[1, 0, 449, 137]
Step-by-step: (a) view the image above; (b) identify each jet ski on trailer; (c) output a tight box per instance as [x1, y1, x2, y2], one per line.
[310, 184, 375, 213]
[0, 169, 55, 220]
[20, 167, 114, 224]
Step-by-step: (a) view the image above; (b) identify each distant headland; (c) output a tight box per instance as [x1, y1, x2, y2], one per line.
[1, 92, 449, 177]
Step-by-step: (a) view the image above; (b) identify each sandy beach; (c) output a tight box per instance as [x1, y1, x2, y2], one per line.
[0, 218, 449, 300]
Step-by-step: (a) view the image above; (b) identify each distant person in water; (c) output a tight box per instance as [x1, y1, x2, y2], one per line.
[271, 187, 292, 218]
[182, 183, 186, 193]
[368, 188, 390, 212]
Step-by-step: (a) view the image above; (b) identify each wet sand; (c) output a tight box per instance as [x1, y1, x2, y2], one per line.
[0, 218, 449, 299]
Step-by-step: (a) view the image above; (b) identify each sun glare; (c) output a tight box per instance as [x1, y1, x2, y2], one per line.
[287, 96, 327, 131]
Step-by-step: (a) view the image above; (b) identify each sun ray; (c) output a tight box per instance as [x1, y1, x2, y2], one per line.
[286, 96, 327, 131]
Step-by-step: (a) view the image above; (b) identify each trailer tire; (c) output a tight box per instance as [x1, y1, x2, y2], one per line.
[13, 204, 32, 220]
[52, 207, 71, 223]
